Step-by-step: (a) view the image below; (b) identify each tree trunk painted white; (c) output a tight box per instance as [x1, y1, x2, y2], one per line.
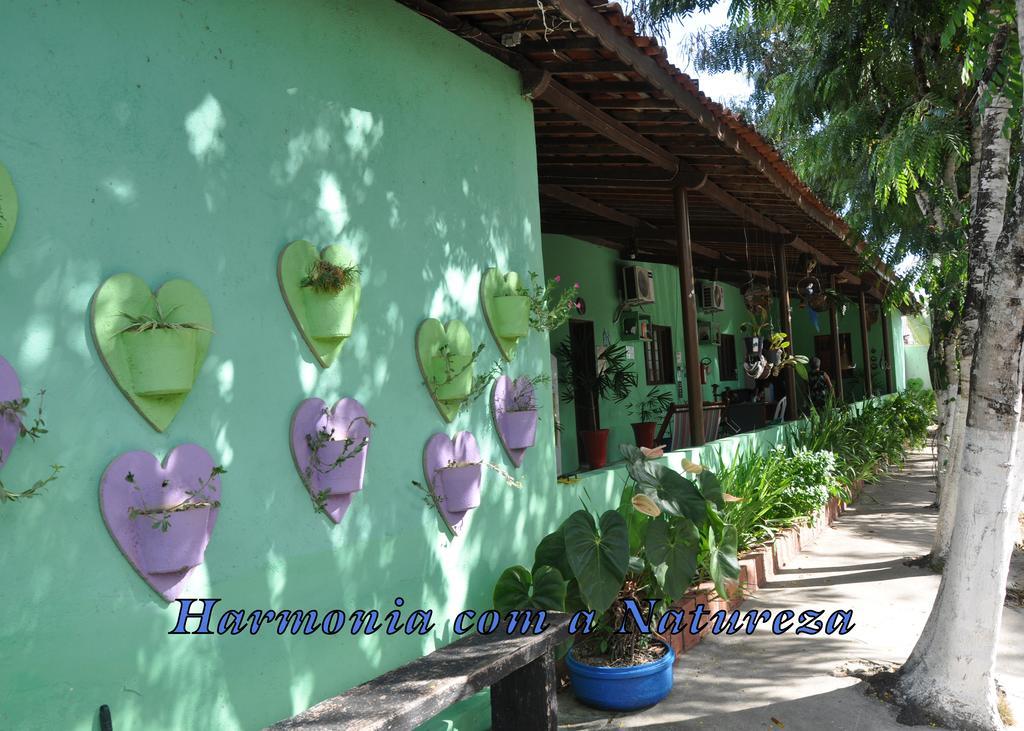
[929, 90, 1011, 564]
[898, 73, 1023, 729]
[933, 337, 959, 504]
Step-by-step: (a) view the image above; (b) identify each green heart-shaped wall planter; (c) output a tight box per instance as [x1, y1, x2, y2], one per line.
[0, 161, 18, 258]
[91, 274, 213, 432]
[278, 240, 361, 368]
[481, 268, 529, 361]
[415, 318, 474, 423]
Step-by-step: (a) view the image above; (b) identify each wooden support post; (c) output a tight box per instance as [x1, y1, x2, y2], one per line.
[774, 243, 798, 420]
[828, 274, 845, 403]
[490, 650, 557, 731]
[673, 186, 705, 445]
[859, 290, 873, 399]
[881, 307, 896, 394]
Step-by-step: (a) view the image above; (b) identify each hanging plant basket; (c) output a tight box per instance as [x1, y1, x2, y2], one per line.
[435, 463, 483, 513]
[808, 293, 829, 313]
[302, 287, 358, 340]
[497, 410, 538, 450]
[123, 328, 198, 397]
[491, 294, 531, 339]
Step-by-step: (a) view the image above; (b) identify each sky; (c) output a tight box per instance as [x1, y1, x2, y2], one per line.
[662, 2, 753, 107]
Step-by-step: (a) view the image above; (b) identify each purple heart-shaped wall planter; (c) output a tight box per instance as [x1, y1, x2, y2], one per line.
[0, 355, 22, 470]
[290, 397, 372, 524]
[423, 431, 483, 535]
[99, 444, 222, 602]
[492, 375, 538, 468]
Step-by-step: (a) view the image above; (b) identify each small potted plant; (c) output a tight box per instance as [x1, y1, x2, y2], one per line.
[496, 377, 540, 450]
[303, 413, 373, 503]
[299, 259, 360, 339]
[556, 339, 637, 469]
[430, 342, 483, 403]
[493, 446, 739, 711]
[126, 465, 224, 575]
[628, 388, 674, 449]
[739, 311, 772, 355]
[432, 459, 484, 513]
[491, 280, 532, 340]
[117, 300, 212, 397]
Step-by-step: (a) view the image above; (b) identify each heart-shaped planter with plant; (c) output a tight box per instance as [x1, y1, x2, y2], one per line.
[0, 355, 23, 470]
[290, 396, 373, 524]
[0, 161, 18, 258]
[91, 274, 213, 432]
[278, 240, 361, 368]
[492, 375, 538, 467]
[481, 268, 529, 361]
[416, 318, 475, 423]
[423, 431, 482, 535]
[99, 443, 222, 602]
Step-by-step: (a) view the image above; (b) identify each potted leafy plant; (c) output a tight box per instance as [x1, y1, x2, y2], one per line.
[300, 259, 360, 339]
[628, 388, 674, 449]
[491, 279, 532, 340]
[303, 413, 373, 512]
[432, 459, 484, 513]
[117, 300, 212, 397]
[555, 340, 637, 469]
[493, 445, 739, 711]
[495, 376, 542, 450]
[126, 465, 224, 574]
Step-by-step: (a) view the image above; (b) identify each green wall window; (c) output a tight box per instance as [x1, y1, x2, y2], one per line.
[644, 325, 674, 385]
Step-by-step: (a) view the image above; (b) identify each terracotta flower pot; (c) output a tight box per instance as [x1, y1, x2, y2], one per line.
[431, 353, 474, 402]
[491, 295, 530, 339]
[302, 287, 358, 339]
[123, 328, 197, 397]
[437, 464, 482, 512]
[581, 429, 610, 469]
[497, 410, 538, 449]
[135, 505, 211, 575]
[631, 422, 657, 449]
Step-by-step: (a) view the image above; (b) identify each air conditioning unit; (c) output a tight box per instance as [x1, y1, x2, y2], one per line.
[700, 281, 726, 312]
[622, 266, 655, 305]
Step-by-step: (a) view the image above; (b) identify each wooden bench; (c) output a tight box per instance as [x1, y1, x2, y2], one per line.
[267, 612, 573, 731]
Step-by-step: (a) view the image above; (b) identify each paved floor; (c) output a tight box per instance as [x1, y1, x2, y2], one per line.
[558, 448, 1024, 730]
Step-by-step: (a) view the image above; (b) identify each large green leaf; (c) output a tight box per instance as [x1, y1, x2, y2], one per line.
[616, 482, 650, 555]
[708, 524, 740, 599]
[533, 526, 572, 580]
[697, 470, 725, 509]
[493, 565, 567, 613]
[652, 465, 707, 525]
[563, 510, 629, 613]
[646, 517, 700, 599]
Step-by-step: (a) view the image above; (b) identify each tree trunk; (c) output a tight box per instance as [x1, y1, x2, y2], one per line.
[929, 89, 1011, 565]
[933, 336, 960, 505]
[897, 74, 1022, 729]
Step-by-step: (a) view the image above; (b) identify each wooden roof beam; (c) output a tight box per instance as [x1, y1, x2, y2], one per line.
[539, 184, 655, 229]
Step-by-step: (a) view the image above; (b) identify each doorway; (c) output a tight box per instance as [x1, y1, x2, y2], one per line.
[567, 320, 599, 468]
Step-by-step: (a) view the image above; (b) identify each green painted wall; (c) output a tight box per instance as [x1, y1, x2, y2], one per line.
[0, 2, 552, 729]
[542, 235, 754, 474]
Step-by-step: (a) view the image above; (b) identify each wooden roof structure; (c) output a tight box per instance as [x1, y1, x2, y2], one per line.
[399, 0, 899, 300]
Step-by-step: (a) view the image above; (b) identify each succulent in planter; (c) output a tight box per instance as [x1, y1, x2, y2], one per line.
[556, 339, 637, 469]
[116, 299, 213, 397]
[627, 388, 674, 449]
[493, 445, 739, 710]
[299, 259, 361, 339]
[126, 465, 225, 574]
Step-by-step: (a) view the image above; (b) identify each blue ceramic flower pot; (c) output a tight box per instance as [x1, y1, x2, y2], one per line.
[565, 641, 675, 711]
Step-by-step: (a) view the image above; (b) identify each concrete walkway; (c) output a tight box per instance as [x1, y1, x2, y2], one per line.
[558, 448, 1024, 730]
